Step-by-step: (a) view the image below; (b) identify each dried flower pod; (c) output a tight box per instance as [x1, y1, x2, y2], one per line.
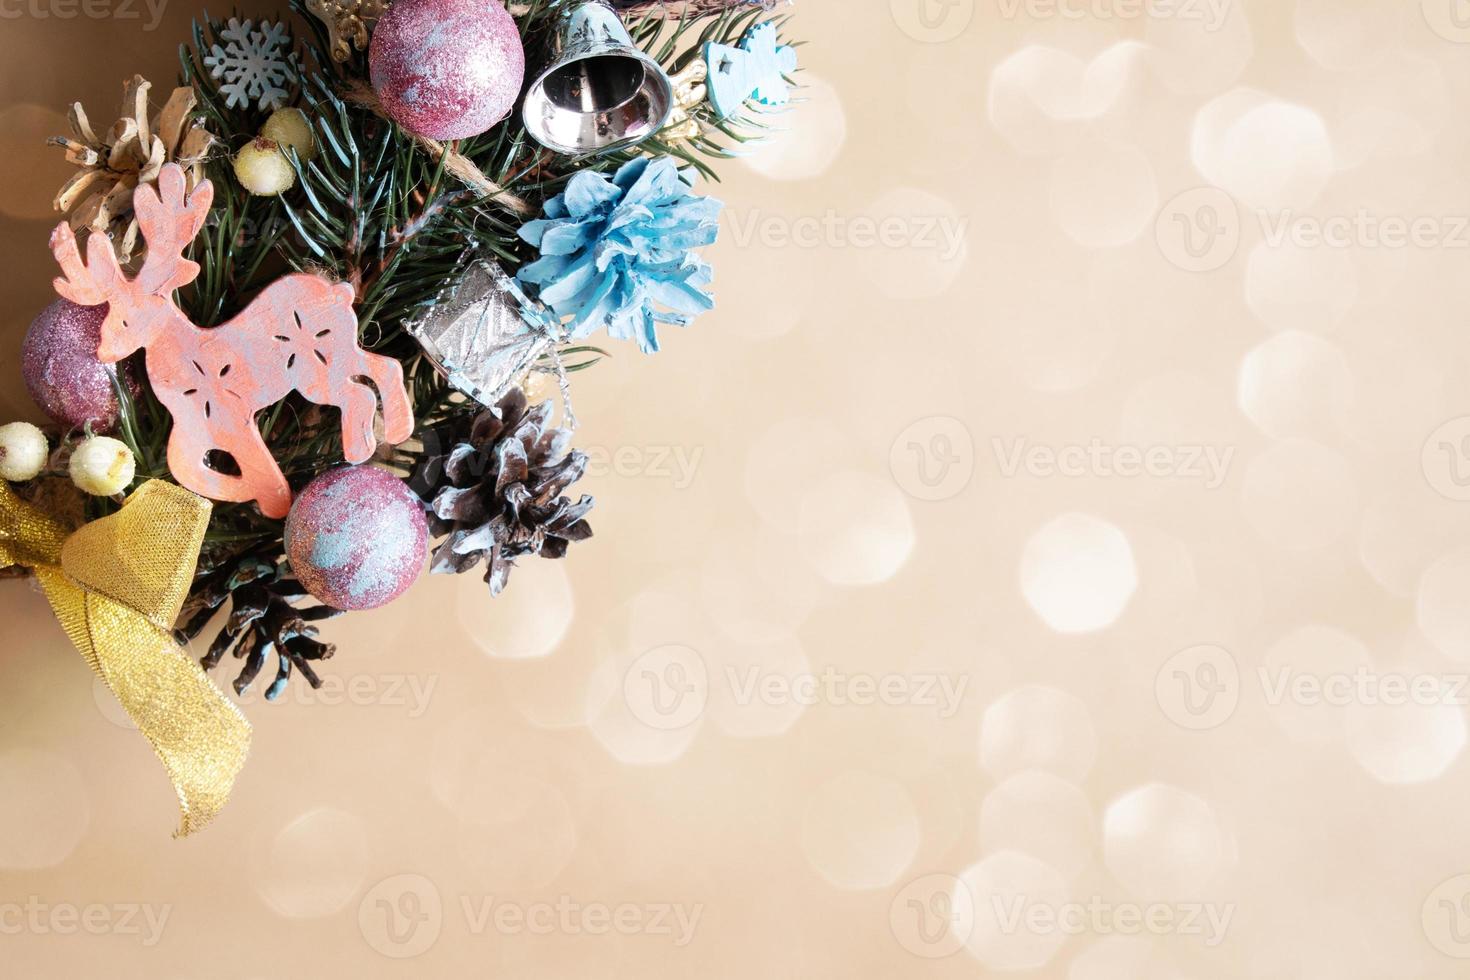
[49, 75, 215, 267]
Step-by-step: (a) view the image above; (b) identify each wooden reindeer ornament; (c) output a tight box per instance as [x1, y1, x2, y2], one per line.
[49, 164, 413, 519]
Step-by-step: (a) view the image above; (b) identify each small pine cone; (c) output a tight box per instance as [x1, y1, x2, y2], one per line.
[179, 554, 342, 701]
[412, 389, 594, 596]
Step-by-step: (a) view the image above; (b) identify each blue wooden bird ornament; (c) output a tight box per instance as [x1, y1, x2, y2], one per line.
[704, 22, 798, 120]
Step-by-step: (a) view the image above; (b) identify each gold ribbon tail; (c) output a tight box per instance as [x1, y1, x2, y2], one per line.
[1, 480, 251, 837]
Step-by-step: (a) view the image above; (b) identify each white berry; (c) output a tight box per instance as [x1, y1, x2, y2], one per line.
[69, 436, 136, 496]
[233, 137, 296, 197]
[261, 108, 318, 163]
[0, 421, 49, 482]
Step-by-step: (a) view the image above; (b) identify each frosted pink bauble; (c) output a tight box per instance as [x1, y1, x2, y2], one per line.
[369, 0, 526, 140]
[22, 299, 123, 430]
[285, 466, 429, 611]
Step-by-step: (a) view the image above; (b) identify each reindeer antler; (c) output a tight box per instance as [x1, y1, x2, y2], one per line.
[134, 164, 214, 296]
[50, 164, 214, 305]
[50, 221, 122, 307]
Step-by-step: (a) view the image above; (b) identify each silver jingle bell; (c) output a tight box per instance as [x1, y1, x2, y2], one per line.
[521, 0, 675, 156]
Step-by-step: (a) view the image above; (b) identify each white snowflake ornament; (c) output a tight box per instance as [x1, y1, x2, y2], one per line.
[204, 18, 294, 112]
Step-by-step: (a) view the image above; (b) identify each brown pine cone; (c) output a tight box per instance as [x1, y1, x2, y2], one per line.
[179, 555, 342, 701]
[412, 389, 594, 596]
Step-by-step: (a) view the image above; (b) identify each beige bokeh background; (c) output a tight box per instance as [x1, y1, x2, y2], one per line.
[6, 0, 1470, 975]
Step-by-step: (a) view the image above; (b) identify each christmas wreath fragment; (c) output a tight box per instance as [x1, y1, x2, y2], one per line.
[0, 0, 800, 835]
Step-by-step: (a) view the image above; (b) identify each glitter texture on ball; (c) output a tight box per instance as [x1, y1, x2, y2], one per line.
[22, 299, 123, 430]
[368, 0, 526, 141]
[284, 466, 428, 610]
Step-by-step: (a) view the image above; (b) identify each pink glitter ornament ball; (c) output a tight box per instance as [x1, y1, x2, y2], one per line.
[285, 465, 429, 611]
[369, 0, 526, 140]
[22, 299, 125, 431]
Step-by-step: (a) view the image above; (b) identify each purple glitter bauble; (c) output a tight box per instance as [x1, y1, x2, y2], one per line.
[22, 299, 123, 430]
[369, 0, 526, 140]
[285, 466, 429, 611]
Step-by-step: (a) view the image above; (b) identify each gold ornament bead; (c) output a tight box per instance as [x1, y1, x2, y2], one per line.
[69, 436, 136, 496]
[0, 421, 50, 482]
[233, 138, 296, 197]
[306, 0, 391, 63]
[261, 108, 318, 164]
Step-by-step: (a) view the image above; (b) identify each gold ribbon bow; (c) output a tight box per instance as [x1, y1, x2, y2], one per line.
[0, 479, 250, 836]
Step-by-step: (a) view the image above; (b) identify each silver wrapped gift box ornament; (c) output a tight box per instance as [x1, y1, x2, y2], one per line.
[406, 258, 558, 408]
